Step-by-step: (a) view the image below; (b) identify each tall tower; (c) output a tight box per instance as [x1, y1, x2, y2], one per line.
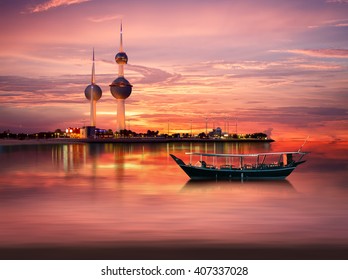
[110, 22, 133, 132]
[84, 49, 102, 127]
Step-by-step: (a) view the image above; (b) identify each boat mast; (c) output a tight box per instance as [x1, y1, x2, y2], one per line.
[298, 136, 309, 152]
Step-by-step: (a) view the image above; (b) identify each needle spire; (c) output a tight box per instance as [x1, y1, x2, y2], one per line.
[91, 48, 95, 84]
[120, 21, 123, 52]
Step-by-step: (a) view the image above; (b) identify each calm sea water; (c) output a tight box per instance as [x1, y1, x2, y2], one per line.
[0, 141, 347, 256]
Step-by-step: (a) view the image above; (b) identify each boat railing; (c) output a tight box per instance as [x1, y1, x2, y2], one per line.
[193, 160, 301, 171]
[186, 151, 308, 170]
[220, 164, 233, 170]
[198, 163, 290, 170]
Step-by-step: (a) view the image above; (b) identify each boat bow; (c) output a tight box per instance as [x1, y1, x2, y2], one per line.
[170, 154, 186, 166]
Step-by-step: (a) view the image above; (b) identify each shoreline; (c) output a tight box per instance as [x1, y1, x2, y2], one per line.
[1, 243, 347, 260]
[0, 138, 274, 146]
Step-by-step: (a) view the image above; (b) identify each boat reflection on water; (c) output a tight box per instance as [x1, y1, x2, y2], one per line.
[182, 179, 296, 193]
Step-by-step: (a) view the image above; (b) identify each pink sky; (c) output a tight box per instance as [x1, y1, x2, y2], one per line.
[0, 0, 347, 140]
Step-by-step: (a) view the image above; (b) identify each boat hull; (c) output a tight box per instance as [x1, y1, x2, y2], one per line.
[179, 164, 295, 180]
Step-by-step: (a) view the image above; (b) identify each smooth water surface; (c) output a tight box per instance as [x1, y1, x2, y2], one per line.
[0, 141, 347, 258]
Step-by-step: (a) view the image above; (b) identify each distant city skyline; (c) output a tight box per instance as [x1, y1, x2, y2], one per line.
[0, 0, 348, 141]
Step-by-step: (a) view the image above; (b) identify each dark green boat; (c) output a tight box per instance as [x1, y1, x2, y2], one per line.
[170, 151, 308, 180]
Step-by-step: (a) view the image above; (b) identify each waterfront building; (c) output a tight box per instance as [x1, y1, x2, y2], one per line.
[65, 127, 81, 138]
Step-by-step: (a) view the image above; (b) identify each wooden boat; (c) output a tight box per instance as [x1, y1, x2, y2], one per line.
[170, 151, 308, 180]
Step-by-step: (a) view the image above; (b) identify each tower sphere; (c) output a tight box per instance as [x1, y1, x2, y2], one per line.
[110, 77, 132, 99]
[85, 84, 102, 101]
[115, 52, 128, 64]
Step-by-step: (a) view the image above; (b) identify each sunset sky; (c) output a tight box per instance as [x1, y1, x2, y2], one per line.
[0, 0, 347, 140]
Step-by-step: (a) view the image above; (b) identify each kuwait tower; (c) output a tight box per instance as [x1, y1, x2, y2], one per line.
[110, 22, 133, 132]
[84, 49, 102, 128]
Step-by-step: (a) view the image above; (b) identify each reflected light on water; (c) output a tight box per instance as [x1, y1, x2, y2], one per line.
[0, 141, 348, 249]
